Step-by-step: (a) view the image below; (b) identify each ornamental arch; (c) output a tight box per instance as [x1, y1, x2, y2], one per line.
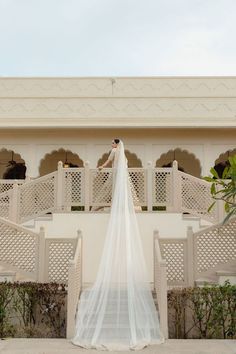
[0, 148, 26, 179]
[214, 148, 236, 178]
[97, 150, 143, 168]
[156, 148, 201, 177]
[39, 149, 84, 176]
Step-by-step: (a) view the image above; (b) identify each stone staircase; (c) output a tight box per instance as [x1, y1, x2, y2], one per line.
[195, 263, 236, 286]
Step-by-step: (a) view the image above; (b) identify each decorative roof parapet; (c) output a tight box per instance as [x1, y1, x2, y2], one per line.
[0, 77, 236, 128]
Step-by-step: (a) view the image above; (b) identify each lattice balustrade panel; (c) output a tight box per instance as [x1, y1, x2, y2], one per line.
[0, 181, 23, 194]
[0, 192, 10, 218]
[195, 218, 236, 274]
[47, 241, 75, 283]
[91, 169, 113, 206]
[19, 173, 56, 221]
[153, 241, 162, 304]
[0, 221, 37, 273]
[153, 169, 172, 206]
[179, 172, 217, 222]
[160, 241, 186, 285]
[63, 169, 84, 206]
[128, 169, 146, 205]
[73, 238, 82, 303]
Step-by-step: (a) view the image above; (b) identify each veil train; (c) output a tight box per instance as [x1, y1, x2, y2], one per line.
[72, 141, 164, 350]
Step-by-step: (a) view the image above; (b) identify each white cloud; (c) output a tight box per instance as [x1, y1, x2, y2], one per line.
[0, 0, 236, 76]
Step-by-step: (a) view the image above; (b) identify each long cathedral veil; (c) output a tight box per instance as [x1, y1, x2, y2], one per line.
[72, 141, 164, 350]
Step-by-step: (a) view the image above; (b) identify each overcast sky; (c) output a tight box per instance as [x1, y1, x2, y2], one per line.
[0, 0, 236, 76]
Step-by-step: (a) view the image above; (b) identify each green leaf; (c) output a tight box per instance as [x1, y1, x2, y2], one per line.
[224, 203, 230, 213]
[211, 183, 216, 195]
[208, 201, 216, 213]
[203, 176, 215, 183]
[222, 166, 230, 179]
[210, 167, 219, 179]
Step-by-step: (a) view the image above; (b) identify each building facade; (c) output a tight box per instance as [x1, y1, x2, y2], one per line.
[0, 77, 235, 179]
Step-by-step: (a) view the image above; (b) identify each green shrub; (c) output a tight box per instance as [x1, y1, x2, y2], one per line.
[0, 282, 66, 338]
[168, 281, 236, 339]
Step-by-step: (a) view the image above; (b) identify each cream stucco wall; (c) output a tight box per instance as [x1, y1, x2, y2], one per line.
[0, 77, 235, 177]
[0, 128, 235, 177]
[0, 77, 236, 128]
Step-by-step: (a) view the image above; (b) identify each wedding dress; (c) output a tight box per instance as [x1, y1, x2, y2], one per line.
[72, 141, 164, 350]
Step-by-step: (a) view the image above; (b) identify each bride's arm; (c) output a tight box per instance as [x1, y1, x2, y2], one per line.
[98, 148, 115, 170]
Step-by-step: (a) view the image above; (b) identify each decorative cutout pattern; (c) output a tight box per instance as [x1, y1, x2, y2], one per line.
[160, 241, 186, 284]
[128, 169, 146, 205]
[19, 172, 57, 221]
[91, 170, 113, 206]
[0, 220, 37, 274]
[47, 241, 75, 283]
[195, 218, 236, 274]
[153, 169, 172, 206]
[0, 191, 10, 218]
[63, 169, 84, 207]
[0, 181, 23, 194]
[90, 169, 146, 207]
[179, 172, 217, 222]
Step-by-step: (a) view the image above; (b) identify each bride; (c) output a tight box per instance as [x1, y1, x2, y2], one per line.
[72, 139, 164, 350]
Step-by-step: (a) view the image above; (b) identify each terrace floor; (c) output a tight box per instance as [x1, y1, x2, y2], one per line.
[0, 339, 235, 354]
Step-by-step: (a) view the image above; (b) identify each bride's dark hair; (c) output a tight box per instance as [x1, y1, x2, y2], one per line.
[114, 138, 120, 144]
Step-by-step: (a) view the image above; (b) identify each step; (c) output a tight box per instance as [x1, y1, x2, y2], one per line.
[0, 270, 16, 282]
[194, 277, 218, 287]
[216, 270, 236, 285]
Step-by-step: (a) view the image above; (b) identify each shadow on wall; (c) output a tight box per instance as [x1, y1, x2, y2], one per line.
[214, 148, 236, 178]
[98, 150, 143, 168]
[156, 148, 201, 177]
[0, 149, 26, 179]
[39, 149, 84, 176]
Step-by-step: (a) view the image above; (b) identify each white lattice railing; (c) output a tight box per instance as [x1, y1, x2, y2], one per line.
[178, 171, 218, 223]
[0, 216, 78, 283]
[0, 216, 41, 280]
[193, 217, 236, 280]
[19, 171, 57, 222]
[0, 160, 223, 224]
[153, 230, 168, 339]
[0, 179, 25, 193]
[67, 231, 83, 339]
[157, 217, 236, 287]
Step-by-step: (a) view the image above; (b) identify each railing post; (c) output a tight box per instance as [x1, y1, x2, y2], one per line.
[147, 161, 153, 212]
[67, 258, 76, 338]
[77, 229, 83, 286]
[153, 229, 168, 339]
[56, 161, 63, 211]
[216, 184, 225, 223]
[67, 229, 83, 339]
[159, 258, 168, 339]
[84, 161, 90, 212]
[9, 183, 19, 223]
[153, 229, 158, 291]
[187, 226, 195, 287]
[172, 160, 181, 212]
[38, 226, 46, 282]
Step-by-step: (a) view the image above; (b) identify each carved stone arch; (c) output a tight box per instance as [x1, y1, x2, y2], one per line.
[0, 148, 26, 179]
[39, 148, 84, 176]
[97, 149, 143, 167]
[214, 148, 236, 178]
[215, 148, 236, 165]
[156, 148, 201, 177]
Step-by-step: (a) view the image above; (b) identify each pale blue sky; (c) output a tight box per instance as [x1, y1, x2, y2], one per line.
[0, 0, 235, 76]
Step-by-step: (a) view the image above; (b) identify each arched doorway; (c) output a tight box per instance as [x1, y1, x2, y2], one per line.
[156, 148, 201, 177]
[97, 149, 142, 167]
[0, 149, 26, 179]
[214, 148, 236, 178]
[39, 149, 84, 176]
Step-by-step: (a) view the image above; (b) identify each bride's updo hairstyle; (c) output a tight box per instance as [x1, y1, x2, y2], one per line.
[114, 138, 120, 144]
